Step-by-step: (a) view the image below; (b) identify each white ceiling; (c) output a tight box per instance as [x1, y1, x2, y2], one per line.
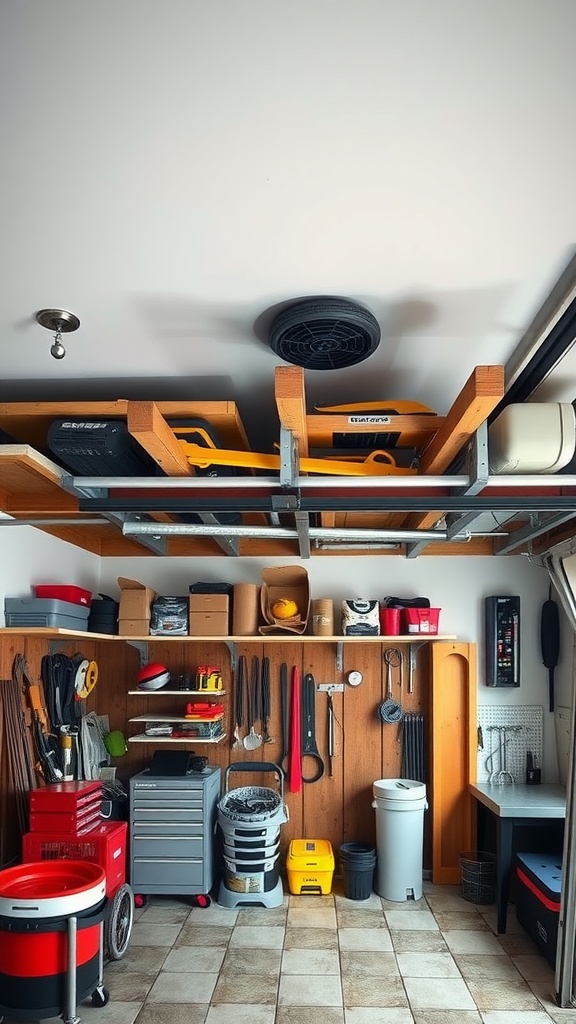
[1, 0, 576, 448]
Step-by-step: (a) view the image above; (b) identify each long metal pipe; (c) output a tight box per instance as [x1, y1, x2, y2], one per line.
[72, 474, 576, 490]
[122, 521, 472, 543]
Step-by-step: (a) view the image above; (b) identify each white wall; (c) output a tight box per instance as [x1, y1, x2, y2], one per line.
[0, 526, 100, 626]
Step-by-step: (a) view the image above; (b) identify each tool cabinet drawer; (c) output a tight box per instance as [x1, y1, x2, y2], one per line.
[131, 805, 204, 823]
[132, 836, 204, 859]
[131, 857, 204, 888]
[132, 821, 203, 839]
[132, 792, 204, 810]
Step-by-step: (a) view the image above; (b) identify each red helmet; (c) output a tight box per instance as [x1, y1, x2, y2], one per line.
[137, 662, 170, 691]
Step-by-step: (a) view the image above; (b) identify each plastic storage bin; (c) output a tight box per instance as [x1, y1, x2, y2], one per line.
[286, 839, 335, 895]
[339, 842, 376, 900]
[33, 585, 92, 606]
[516, 851, 562, 967]
[403, 608, 441, 634]
[4, 597, 90, 630]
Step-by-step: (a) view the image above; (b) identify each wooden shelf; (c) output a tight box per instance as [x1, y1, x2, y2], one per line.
[129, 714, 224, 723]
[128, 689, 226, 696]
[0, 627, 457, 643]
[128, 734, 227, 745]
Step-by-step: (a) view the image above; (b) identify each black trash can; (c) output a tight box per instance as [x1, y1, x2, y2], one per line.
[339, 842, 377, 901]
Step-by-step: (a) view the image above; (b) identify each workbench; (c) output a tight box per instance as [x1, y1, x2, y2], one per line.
[469, 782, 566, 933]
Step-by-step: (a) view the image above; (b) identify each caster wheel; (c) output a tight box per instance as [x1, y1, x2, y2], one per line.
[91, 986, 109, 1007]
[134, 893, 148, 909]
[106, 883, 134, 960]
[193, 894, 211, 908]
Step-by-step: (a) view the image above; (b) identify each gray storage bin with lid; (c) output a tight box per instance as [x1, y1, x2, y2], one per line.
[5, 597, 90, 630]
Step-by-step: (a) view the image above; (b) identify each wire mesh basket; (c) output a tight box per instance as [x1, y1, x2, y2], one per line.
[459, 850, 496, 905]
[218, 786, 285, 824]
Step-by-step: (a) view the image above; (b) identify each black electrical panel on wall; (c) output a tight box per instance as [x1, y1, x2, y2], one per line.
[485, 595, 520, 687]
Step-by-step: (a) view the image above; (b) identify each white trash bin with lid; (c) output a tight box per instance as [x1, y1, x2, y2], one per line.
[372, 779, 428, 902]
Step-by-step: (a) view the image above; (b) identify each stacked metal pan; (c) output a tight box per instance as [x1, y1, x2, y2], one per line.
[217, 763, 288, 909]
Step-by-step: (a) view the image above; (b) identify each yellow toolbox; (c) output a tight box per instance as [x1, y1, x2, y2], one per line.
[286, 839, 335, 895]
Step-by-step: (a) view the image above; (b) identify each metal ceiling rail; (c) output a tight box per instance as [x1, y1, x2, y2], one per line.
[69, 474, 576, 489]
[121, 521, 473, 544]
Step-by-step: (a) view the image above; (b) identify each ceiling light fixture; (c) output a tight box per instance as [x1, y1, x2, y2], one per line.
[35, 308, 80, 360]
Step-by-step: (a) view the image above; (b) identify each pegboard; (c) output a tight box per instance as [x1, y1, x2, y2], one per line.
[477, 705, 543, 784]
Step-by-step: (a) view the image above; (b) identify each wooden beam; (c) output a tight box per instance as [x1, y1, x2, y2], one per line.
[402, 365, 505, 531]
[127, 401, 193, 476]
[274, 366, 309, 458]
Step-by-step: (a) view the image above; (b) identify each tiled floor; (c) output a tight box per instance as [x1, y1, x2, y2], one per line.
[5, 881, 576, 1024]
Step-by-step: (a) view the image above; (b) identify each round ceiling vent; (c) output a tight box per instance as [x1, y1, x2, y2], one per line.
[268, 297, 381, 370]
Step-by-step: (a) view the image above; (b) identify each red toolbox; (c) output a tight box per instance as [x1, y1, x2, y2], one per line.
[23, 821, 128, 897]
[29, 807, 102, 835]
[30, 780, 102, 813]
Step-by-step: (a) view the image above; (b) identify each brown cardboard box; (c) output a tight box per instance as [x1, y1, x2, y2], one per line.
[118, 619, 150, 637]
[118, 577, 156, 621]
[188, 611, 229, 636]
[189, 594, 229, 613]
[259, 565, 310, 635]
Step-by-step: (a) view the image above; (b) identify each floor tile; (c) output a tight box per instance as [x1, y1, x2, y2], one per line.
[105, 971, 155, 1001]
[426, 894, 478, 913]
[284, 926, 338, 948]
[340, 951, 400, 978]
[106, 944, 169, 975]
[511, 954, 555, 981]
[220, 947, 282, 975]
[410, 1012, 482, 1024]
[140, 905, 191, 924]
[432, 911, 489, 931]
[339, 927, 393, 951]
[380, 898, 430, 913]
[334, 893, 384, 912]
[287, 906, 338, 928]
[403, 977, 476, 1010]
[228, 925, 285, 948]
[176, 924, 234, 947]
[162, 945, 226, 972]
[235, 906, 287, 925]
[278, 974, 343, 1006]
[497, 932, 542, 955]
[77, 1001, 143, 1024]
[341, 975, 408, 1008]
[345, 1009, 416, 1024]
[190, 905, 240, 925]
[205, 1005, 275, 1024]
[480, 909, 524, 935]
[480, 1013, 554, 1023]
[442, 929, 505, 953]
[336, 908, 388, 928]
[390, 930, 449, 953]
[279, 1008, 345, 1024]
[147, 971, 219, 1003]
[136, 1004, 209, 1024]
[130, 922, 183, 946]
[294, 894, 340, 909]
[282, 948, 340, 974]
[211, 972, 280, 1004]
[395, 952, 460, 978]
[454, 953, 523, 981]
[466, 978, 544, 1011]
[385, 910, 439, 931]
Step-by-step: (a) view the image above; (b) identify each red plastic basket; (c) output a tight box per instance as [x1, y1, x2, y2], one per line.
[403, 607, 441, 634]
[34, 584, 92, 606]
[22, 822, 127, 897]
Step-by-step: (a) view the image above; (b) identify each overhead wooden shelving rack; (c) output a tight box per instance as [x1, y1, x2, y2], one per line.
[1, 369, 576, 558]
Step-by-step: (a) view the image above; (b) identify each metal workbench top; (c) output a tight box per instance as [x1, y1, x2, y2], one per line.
[469, 782, 566, 818]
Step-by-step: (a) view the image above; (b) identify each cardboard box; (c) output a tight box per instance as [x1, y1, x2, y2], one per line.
[189, 594, 229, 614]
[188, 611, 229, 636]
[259, 565, 310, 635]
[118, 619, 150, 637]
[118, 577, 156, 622]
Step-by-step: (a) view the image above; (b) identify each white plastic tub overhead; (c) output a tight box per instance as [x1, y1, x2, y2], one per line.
[489, 403, 576, 474]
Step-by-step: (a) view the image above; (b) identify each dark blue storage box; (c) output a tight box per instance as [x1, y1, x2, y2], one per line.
[515, 851, 562, 967]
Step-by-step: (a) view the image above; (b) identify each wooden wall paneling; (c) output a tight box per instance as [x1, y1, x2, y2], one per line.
[430, 641, 477, 884]
[301, 641, 340, 848]
[341, 642, 385, 847]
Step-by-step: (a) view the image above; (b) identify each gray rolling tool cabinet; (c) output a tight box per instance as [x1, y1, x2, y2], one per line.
[129, 766, 221, 907]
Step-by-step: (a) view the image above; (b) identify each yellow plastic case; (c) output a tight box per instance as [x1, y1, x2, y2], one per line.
[286, 839, 335, 895]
